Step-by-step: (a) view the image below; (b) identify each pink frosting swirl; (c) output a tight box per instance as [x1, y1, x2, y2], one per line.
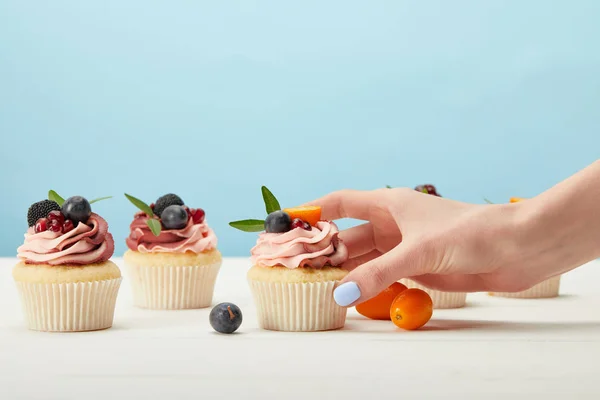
[126, 211, 217, 253]
[251, 221, 348, 269]
[17, 213, 115, 265]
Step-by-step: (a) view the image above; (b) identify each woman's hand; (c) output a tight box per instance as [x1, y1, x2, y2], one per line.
[307, 177, 600, 307]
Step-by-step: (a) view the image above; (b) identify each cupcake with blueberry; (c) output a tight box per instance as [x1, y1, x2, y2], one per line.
[124, 193, 221, 309]
[230, 187, 349, 332]
[14, 192, 121, 332]
[398, 184, 468, 309]
[489, 197, 560, 299]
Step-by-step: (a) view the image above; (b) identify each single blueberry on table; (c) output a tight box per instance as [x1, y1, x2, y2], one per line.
[210, 303, 243, 334]
[161, 205, 188, 230]
[264, 210, 292, 233]
[61, 196, 92, 225]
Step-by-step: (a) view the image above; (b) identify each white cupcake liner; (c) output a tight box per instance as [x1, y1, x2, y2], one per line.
[400, 279, 467, 309]
[14, 278, 122, 332]
[490, 276, 561, 299]
[248, 279, 347, 332]
[127, 262, 221, 309]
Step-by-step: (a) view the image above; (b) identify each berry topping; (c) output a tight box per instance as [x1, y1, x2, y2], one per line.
[210, 303, 243, 334]
[290, 218, 311, 231]
[283, 206, 322, 227]
[48, 219, 63, 233]
[154, 194, 184, 218]
[189, 208, 206, 224]
[161, 205, 188, 230]
[264, 210, 292, 233]
[47, 210, 65, 225]
[27, 200, 61, 227]
[62, 196, 92, 225]
[34, 218, 49, 233]
[415, 184, 441, 197]
[63, 220, 75, 233]
[33, 214, 74, 234]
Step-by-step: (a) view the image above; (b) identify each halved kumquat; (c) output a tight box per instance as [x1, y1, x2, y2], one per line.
[283, 206, 322, 226]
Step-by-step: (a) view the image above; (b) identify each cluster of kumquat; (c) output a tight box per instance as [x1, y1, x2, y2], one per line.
[355, 282, 433, 330]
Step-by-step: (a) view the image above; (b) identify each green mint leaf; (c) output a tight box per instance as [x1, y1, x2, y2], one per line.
[48, 190, 65, 206]
[261, 186, 281, 214]
[124, 193, 155, 217]
[229, 219, 265, 232]
[483, 198, 494, 204]
[386, 185, 392, 189]
[89, 196, 113, 204]
[146, 219, 162, 236]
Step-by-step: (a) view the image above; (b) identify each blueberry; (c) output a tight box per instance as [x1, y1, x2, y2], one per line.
[264, 210, 291, 233]
[161, 205, 188, 230]
[210, 303, 242, 334]
[61, 196, 91, 225]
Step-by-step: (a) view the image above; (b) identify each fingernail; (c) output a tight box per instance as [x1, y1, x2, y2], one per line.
[333, 282, 361, 306]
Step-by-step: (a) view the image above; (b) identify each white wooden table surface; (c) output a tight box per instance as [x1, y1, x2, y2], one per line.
[1, 257, 600, 400]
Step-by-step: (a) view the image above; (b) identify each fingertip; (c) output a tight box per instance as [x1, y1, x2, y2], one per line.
[301, 198, 321, 207]
[301, 192, 337, 209]
[333, 281, 361, 307]
[302, 191, 343, 220]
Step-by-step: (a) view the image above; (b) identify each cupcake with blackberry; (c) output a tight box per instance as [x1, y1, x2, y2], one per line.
[230, 187, 349, 332]
[14, 192, 120, 332]
[489, 197, 560, 299]
[124, 193, 221, 309]
[398, 184, 468, 309]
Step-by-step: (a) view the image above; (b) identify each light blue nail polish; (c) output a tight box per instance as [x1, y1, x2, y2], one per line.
[333, 282, 361, 306]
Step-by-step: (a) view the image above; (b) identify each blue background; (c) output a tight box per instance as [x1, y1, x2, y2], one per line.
[1, 1, 599, 257]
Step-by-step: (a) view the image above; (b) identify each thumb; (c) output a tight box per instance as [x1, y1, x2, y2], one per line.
[332, 244, 425, 307]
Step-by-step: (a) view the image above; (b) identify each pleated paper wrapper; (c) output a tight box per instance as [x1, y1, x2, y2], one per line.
[490, 275, 561, 299]
[14, 278, 122, 332]
[127, 261, 221, 309]
[248, 279, 347, 332]
[400, 279, 467, 309]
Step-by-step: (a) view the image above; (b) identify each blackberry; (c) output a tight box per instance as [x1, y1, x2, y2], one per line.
[27, 200, 61, 227]
[154, 194, 184, 217]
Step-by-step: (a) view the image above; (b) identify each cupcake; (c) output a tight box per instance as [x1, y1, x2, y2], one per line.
[488, 197, 561, 299]
[14, 193, 121, 332]
[231, 186, 349, 332]
[399, 279, 467, 309]
[489, 276, 561, 299]
[402, 184, 467, 309]
[124, 193, 221, 309]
